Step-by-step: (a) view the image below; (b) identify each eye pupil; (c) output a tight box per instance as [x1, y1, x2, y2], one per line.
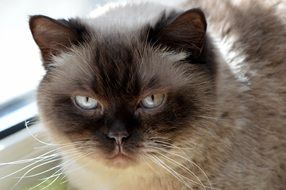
[74, 96, 98, 110]
[141, 93, 165, 109]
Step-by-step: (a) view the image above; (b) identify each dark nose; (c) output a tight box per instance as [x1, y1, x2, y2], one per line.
[107, 120, 129, 145]
[107, 131, 129, 145]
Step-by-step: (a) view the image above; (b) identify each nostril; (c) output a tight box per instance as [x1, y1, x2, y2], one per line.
[107, 131, 129, 145]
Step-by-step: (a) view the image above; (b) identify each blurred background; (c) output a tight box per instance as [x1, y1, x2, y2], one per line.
[0, 0, 111, 137]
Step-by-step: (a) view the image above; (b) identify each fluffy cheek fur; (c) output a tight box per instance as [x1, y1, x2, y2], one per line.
[38, 88, 213, 163]
[37, 55, 216, 173]
[35, 34, 218, 190]
[37, 107, 219, 190]
[30, 4, 229, 189]
[37, 107, 220, 190]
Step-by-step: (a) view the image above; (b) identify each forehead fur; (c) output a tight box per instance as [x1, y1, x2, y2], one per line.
[45, 31, 206, 101]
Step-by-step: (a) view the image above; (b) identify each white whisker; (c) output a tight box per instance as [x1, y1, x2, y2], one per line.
[0, 151, 59, 181]
[59, 152, 92, 184]
[149, 154, 193, 189]
[154, 149, 209, 190]
[25, 120, 59, 146]
[152, 146, 213, 190]
[40, 171, 62, 190]
[29, 167, 63, 190]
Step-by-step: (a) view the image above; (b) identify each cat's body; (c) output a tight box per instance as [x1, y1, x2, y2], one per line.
[192, 1, 286, 189]
[29, 0, 286, 190]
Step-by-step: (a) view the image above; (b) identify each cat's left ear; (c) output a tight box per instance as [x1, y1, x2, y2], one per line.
[29, 15, 88, 68]
[148, 9, 207, 60]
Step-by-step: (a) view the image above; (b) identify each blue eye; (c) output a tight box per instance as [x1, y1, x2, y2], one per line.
[74, 96, 98, 110]
[141, 94, 165, 109]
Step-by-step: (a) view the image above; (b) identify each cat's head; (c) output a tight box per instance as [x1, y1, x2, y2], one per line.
[30, 8, 217, 169]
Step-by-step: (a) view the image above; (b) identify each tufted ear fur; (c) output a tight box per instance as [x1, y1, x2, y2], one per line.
[29, 15, 89, 68]
[148, 9, 207, 60]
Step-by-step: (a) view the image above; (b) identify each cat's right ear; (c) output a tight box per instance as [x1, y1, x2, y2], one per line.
[147, 9, 207, 61]
[29, 15, 88, 69]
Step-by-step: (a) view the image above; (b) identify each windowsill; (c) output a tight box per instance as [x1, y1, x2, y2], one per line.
[0, 102, 38, 132]
[0, 125, 59, 189]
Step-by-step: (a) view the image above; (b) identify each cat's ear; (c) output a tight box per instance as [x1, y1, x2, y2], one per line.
[29, 15, 88, 68]
[148, 9, 207, 60]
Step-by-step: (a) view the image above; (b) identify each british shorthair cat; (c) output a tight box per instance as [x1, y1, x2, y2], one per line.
[29, 0, 286, 189]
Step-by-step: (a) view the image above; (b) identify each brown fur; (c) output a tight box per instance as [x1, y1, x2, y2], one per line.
[183, 0, 286, 189]
[29, 0, 286, 189]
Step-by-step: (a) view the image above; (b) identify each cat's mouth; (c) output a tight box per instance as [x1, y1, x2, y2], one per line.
[106, 153, 134, 168]
[105, 144, 135, 167]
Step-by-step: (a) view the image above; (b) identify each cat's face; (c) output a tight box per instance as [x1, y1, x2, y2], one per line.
[30, 9, 217, 168]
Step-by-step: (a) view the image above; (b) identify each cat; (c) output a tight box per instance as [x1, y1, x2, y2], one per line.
[29, 0, 286, 189]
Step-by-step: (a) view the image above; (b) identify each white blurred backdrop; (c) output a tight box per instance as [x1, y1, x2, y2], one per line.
[0, 0, 106, 105]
